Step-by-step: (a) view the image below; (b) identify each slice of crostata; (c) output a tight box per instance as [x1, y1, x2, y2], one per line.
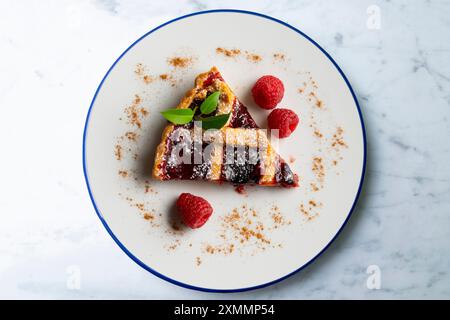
[152, 67, 298, 187]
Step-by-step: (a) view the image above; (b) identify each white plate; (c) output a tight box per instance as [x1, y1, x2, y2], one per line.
[83, 10, 366, 292]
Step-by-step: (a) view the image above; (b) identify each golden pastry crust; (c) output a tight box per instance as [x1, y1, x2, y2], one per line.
[225, 128, 277, 185]
[195, 66, 235, 118]
[152, 66, 288, 186]
[152, 124, 174, 180]
[208, 143, 223, 181]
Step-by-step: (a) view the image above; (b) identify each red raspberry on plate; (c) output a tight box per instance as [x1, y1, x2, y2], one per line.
[176, 193, 213, 229]
[251, 75, 284, 109]
[267, 108, 299, 138]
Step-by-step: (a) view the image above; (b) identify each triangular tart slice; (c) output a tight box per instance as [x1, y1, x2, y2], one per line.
[153, 67, 298, 187]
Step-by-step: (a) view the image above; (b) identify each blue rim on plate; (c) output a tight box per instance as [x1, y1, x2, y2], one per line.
[83, 9, 367, 293]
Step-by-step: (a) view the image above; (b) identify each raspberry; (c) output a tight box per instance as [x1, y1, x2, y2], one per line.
[251, 75, 284, 109]
[267, 108, 299, 138]
[176, 193, 213, 229]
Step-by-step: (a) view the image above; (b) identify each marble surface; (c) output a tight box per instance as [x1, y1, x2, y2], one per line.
[0, 0, 449, 299]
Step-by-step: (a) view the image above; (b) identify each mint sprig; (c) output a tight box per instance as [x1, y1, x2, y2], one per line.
[200, 113, 231, 130]
[160, 91, 229, 129]
[200, 91, 221, 115]
[160, 108, 195, 125]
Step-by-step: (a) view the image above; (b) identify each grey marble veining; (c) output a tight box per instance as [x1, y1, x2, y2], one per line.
[0, 0, 448, 299]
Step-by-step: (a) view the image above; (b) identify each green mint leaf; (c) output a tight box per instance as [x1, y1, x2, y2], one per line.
[160, 108, 194, 124]
[201, 113, 231, 130]
[200, 91, 221, 115]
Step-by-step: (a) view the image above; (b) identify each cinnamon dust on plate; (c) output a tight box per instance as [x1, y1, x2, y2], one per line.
[312, 157, 325, 181]
[313, 129, 323, 138]
[124, 196, 159, 227]
[125, 131, 138, 141]
[134, 63, 144, 76]
[245, 52, 262, 63]
[331, 127, 348, 149]
[166, 239, 181, 251]
[202, 203, 291, 257]
[270, 205, 291, 229]
[168, 56, 192, 68]
[124, 94, 148, 129]
[216, 47, 241, 57]
[299, 200, 323, 221]
[310, 183, 320, 192]
[273, 53, 286, 61]
[118, 170, 128, 178]
[114, 144, 122, 160]
[202, 205, 270, 256]
[308, 91, 323, 109]
[135, 63, 153, 84]
[215, 47, 262, 63]
[159, 73, 177, 87]
[134, 62, 187, 86]
[143, 75, 153, 84]
[114, 96, 148, 165]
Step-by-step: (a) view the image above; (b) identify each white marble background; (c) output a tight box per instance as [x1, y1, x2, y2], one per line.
[0, 0, 449, 299]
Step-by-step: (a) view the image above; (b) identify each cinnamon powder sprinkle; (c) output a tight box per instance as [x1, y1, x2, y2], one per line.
[118, 170, 128, 178]
[273, 53, 285, 61]
[309, 200, 318, 207]
[222, 207, 268, 244]
[313, 129, 323, 138]
[310, 183, 320, 192]
[300, 200, 322, 221]
[168, 57, 192, 68]
[216, 47, 241, 57]
[312, 157, 325, 183]
[166, 239, 181, 251]
[135, 63, 153, 84]
[143, 213, 154, 221]
[203, 205, 277, 256]
[124, 197, 158, 226]
[159, 73, 177, 86]
[215, 47, 262, 62]
[309, 92, 323, 108]
[140, 107, 148, 116]
[114, 144, 122, 160]
[125, 131, 138, 141]
[331, 127, 348, 149]
[135, 63, 144, 76]
[143, 75, 153, 84]
[205, 243, 235, 255]
[270, 205, 291, 229]
[196, 257, 202, 266]
[246, 52, 262, 63]
[124, 94, 148, 129]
